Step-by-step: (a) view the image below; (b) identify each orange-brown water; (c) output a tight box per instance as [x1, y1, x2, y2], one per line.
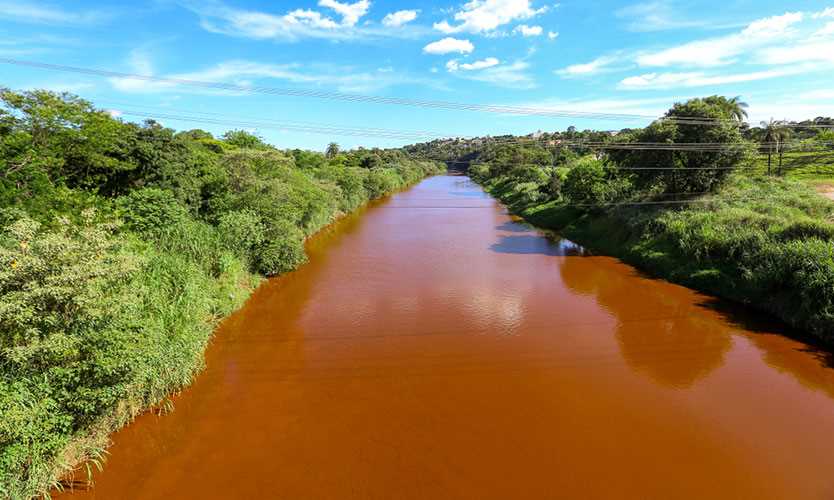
[59, 175, 834, 499]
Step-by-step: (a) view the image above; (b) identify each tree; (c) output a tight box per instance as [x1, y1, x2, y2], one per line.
[725, 96, 749, 123]
[609, 97, 750, 193]
[222, 129, 266, 149]
[325, 142, 340, 158]
[760, 119, 790, 175]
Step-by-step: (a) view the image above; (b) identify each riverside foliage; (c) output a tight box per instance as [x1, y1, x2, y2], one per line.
[0, 89, 444, 499]
[412, 96, 834, 344]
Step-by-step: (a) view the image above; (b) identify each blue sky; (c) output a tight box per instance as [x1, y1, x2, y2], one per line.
[2, 0, 834, 150]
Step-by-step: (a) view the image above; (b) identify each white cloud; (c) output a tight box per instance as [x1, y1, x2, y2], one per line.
[423, 37, 474, 55]
[619, 66, 808, 89]
[0, 0, 110, 25]
[519, 94, 834, 124]
[514, 24, 543, 36]
[434, 0, 547, 34]
[183, 0, 419, 42]
[812, 7, 834, 19]
[547, 31, 558, 39]
[448, 60, 535, 88]
[466, 61, 535, 88]
[108, 51, 443, 95]
[284, 9, 340, 30]
[317, 0, 370, 27]
[799, 89, 834, 100]
[615, 1, 712, 32]
[812, 22, 834, 38]
[758, 40, 834, 65]
[446, 57, 500, 71]
[556, 55, 618, 77]
[109, 48, 174, 92]
[518, 96, 674, 120]
[636, 12, 804, 67]
[382, 9, 418, 27]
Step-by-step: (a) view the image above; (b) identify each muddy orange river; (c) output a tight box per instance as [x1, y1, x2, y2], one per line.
[59, 175, 834, 499]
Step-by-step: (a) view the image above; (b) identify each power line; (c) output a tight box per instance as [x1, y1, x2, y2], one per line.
[117, 110, 439, 140]
[106, 107, 834, 153]
[113, 102, 832, 151]
[0, 57, 745, 126]
[423, 158, 834, 171]
[91, 101, 831, 152]
[95, 99, 455, 139]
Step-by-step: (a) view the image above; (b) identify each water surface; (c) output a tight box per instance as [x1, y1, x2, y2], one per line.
[60, 175, 834, 499]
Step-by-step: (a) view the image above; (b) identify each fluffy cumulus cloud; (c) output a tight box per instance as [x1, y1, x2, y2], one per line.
[547, 31, 558, 39]
[434, 0, 548, 34]
[382, 9, 418, 27]
[446, 57, 500, 71]
[813, 7, 834, 19]
[423, 37, 474, 55]
[317, 0, 369, 27]
[513, 24, 542, 36]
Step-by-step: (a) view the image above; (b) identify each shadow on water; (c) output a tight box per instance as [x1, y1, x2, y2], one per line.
[556, 249, 834, 394]
[495, 221, 534, 233]
[448, 190, 490, 198]
[490, 234, 588, 256]
[557, 254, 732, 389]
[697, 297, 834, 386]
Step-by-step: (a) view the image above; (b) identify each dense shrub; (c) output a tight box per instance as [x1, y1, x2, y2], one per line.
[562, 158, 631, 206]
[364, 168, 403, 199]
[255, 221, 307, 276]
[216, 210, 265, 266]
[116, 188, 190, 234]
[0, 213, 142, 497]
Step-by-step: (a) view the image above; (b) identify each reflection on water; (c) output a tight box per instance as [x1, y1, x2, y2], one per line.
[558, 255, 732, 388]
[57, 175, 834, 500]
[490, 234, 588, 256]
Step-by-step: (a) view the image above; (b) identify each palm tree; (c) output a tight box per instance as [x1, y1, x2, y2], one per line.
[760, 119, 790, 175]
[325, 142, 340, 158]
[726, 96, 749, 123]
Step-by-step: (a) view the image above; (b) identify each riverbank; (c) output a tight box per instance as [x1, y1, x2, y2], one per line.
[472, 173, 834, 346]
[0, 88, 445, 500]
[1, 172, 442, 500]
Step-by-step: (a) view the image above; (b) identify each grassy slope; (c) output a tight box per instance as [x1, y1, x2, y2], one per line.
[479, 173, 834, 346]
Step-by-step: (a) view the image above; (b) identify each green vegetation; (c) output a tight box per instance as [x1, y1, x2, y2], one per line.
[0, 89, 443, 499]
[415, 96, 834, 345]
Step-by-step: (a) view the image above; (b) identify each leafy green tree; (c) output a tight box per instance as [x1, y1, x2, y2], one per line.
[610, 97, 750, 193]
[222, 129, 267, 149]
